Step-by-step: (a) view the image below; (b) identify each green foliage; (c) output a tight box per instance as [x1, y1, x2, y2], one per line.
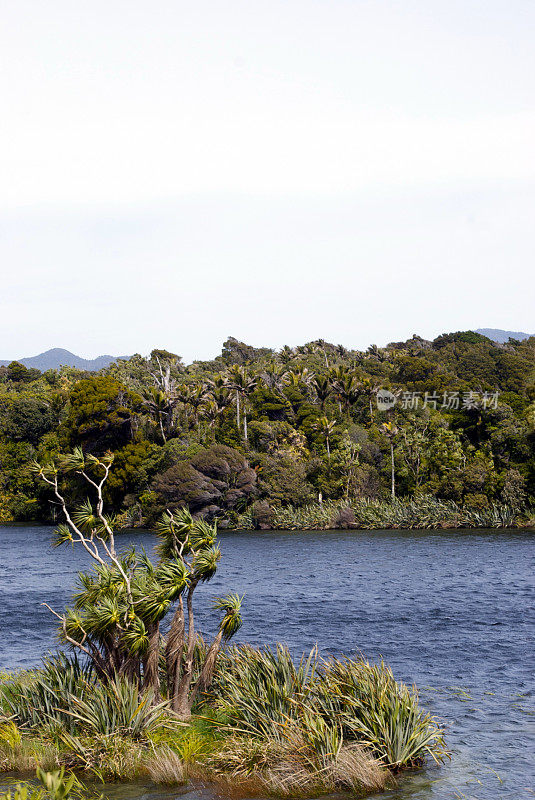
[1, 331, 535, 522]
[0, 769, 87, 800]
[151, 444, 257, 520]
[236, 495, 517, 530]
[0, 655, 93, 733]
[0, 658, 166, 739]
[211, 645, 447, 770]
[62, 677, 168, 737]
[63, 376, 142, 453]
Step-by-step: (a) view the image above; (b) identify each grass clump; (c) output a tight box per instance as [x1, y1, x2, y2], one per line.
[235, 495, 518, 530]
[202, 644, 447, 794]
[1, 647, 447, 795]
[144, 748, 185, 785]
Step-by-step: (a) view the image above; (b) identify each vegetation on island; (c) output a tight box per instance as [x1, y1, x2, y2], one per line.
[0, 331, 534, 529]
[1, 457, 447, 796]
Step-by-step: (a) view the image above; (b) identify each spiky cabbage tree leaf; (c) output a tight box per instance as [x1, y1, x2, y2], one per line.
[121, 616, 149, 656]
[193, 546, 221, 582]
[52, 524, 74, 548]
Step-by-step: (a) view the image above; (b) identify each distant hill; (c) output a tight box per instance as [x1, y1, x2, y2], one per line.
[475, 328, 533, 344]
[0, 348, 129, 372]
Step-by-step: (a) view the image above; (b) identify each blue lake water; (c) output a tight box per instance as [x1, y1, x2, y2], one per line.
[0, 525, 534, 799]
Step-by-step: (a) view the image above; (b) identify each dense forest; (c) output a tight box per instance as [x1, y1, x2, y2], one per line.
[1, 331, 534, 529]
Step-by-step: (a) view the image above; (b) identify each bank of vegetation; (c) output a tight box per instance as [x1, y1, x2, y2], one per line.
[1, 454, 446, 797]
[0, 331, 534, 529]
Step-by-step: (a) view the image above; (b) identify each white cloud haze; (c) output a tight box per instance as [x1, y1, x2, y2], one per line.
[1, 0, 534, 361]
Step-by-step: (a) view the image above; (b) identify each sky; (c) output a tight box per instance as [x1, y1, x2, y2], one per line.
[1, 0, 534, 363]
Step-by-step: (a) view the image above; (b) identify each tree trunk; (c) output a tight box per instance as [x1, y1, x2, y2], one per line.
[172, 582, 197, 718]
[143, 622, 161, 702]
[243, 411, 248, 442]
[188, 629, 223, 707]
[390, 442, 395, 500]
[236, 391, 240, 431]
[165, 597, 185, 698]
[159, 415, 167, 444]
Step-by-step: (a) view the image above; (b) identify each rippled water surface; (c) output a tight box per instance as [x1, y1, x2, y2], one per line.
[1, 526, 534, 799]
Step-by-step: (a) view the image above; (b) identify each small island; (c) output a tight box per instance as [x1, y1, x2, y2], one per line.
[1, 452, 446, 798]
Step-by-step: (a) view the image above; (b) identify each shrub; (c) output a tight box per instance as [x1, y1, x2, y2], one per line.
[250, 500, 274, 529]
[0, 655, 92, 733]
[332, 507, 356, 528]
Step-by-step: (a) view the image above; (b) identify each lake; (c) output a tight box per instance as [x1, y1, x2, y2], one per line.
[0, 525, 534, 799]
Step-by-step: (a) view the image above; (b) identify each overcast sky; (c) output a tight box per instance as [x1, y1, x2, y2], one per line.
[1, 0, 534, 362]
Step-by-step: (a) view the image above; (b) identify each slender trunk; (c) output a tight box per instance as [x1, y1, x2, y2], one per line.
[369, 395, 374, 422]
[390, 442, 395, 500]
[326, 436, 330, 460]
[173, 582, 198, 718]
[84, 641, 109, 683]
[143, 622, 161, 702]
[236, 391, 240, 431]
[243, 411, 248, 442]
[165, 596, 185, 698]
[159, 414, 167, 444]
[188, 629, 223, 707]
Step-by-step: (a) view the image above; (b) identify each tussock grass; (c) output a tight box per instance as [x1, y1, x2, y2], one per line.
[201, 644, 446, 794]
[1, 646, 447, 794]
[235, 495, 518, 530]
[144, 748, 185, 785]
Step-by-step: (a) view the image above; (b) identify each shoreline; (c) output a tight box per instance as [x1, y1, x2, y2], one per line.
[1, 520, 534, 532]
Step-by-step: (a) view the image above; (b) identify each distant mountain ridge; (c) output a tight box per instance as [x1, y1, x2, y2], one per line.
[0, 348, 128, 372]
[2, 331, 533, 372]
[475, 328, 533, 344]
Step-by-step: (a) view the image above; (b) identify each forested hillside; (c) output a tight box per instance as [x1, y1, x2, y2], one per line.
[1, 331, 534, 528]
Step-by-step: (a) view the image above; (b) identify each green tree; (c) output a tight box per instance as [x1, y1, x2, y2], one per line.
[64, 377, 142, 453]
[33, 449, 243, 719]
[380, 421, 399, 500]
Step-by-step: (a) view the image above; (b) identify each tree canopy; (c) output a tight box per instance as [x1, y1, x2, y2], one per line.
[1, 331, 534, 525]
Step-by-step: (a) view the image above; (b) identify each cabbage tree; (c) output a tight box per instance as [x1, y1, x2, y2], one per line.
[33, 448, 243, 719]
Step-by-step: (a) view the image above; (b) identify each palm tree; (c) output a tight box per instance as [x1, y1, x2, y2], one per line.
[362, 377, 382, 422]
[380, 421, 399, 500]
[187, 385, 210, 430]
[34, 451, 244, 718]
[209, 385, 231, 416]
[277, 345, 295, 365]
[260, 361, 286, 394]
[314, 339, 330, 369]
[197, 400, 216, 440]
[225, 366, 257, 442]
[282, 367, 315, 397]
[334, 374, 361, 417]
[312, 375, 331, 409]
[189, 593, 243, 704]
[314, 415, 336, 460]
[176, 383, 194, 427]
[143, 388, 176, 443]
